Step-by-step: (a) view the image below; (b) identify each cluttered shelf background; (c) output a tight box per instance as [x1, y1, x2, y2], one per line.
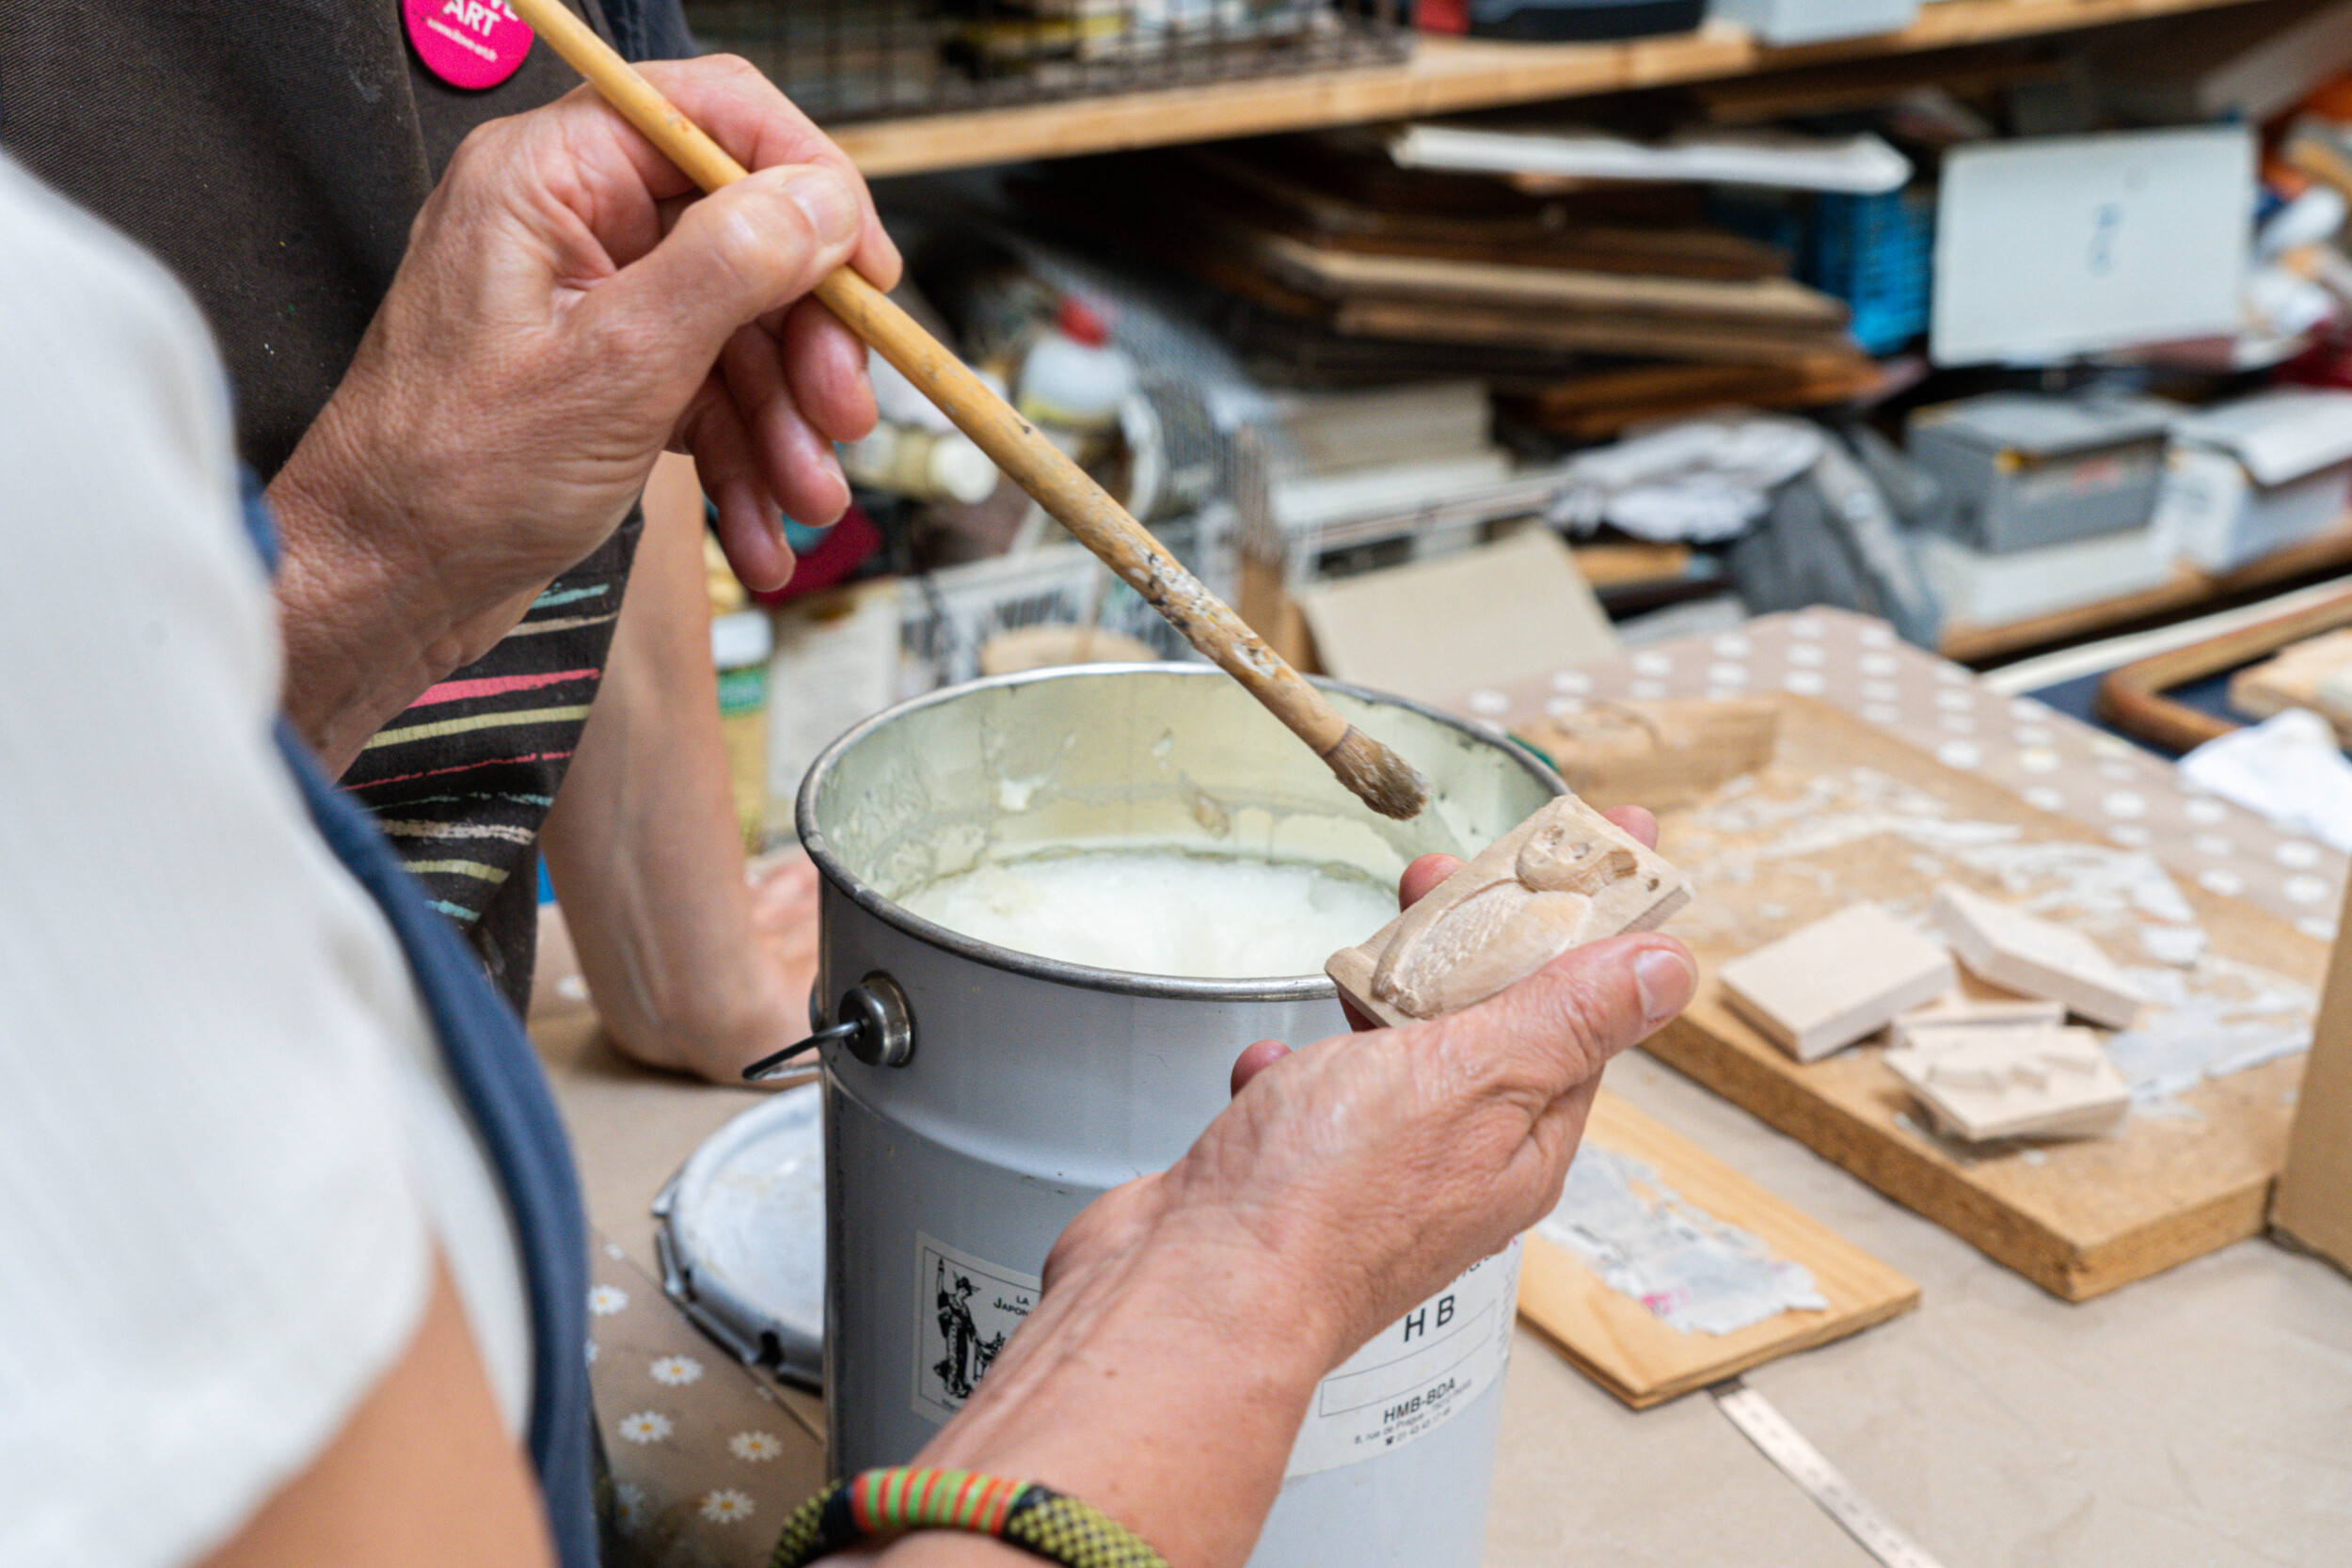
[690, 0, 2285, 173]
[689, 0, 2352, 850]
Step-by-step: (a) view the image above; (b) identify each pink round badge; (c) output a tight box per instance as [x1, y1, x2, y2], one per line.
[404, 0, 534, 91]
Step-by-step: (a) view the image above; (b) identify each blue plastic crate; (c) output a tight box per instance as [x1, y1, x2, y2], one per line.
[1807, 188, 1934, 357]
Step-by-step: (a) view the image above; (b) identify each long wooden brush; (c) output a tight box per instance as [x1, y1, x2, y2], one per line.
[504, 0, 1429, 821]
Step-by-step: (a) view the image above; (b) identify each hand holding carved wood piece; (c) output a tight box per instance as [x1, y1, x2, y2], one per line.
[1327, 795, 1690, 1027]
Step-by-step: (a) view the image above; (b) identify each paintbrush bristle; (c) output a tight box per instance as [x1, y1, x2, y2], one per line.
[1323, 726, 1430, 821]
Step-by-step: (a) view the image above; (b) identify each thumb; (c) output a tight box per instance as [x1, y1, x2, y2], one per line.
[1442, 933, 1696, 1100]
[588, 164, 861, 369]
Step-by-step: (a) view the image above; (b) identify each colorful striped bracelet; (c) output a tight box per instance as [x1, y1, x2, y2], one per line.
[770, 1466, 1168, 1568]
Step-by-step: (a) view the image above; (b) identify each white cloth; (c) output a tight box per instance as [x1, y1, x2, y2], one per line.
[2177, 707, 2352, 854]
[1546, 413, 1823, 543]
[0, 158, 529, 1568]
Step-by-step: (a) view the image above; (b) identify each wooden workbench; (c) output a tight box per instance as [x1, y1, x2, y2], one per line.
[543, 608, 2351, 1565]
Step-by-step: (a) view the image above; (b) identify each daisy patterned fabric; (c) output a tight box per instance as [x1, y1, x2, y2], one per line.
[587, 1243, 825, 1565]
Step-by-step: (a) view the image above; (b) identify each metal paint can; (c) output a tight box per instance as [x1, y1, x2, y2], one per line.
[799, 665, 1561, 1566]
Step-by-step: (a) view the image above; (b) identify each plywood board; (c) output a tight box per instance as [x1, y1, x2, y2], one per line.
[1257, 232, 1848, 325]
[1518, 1091, 1919, 1408]
[1644, 696, 2325, 1301]
[2274, 872, 2352, 1272]
[1332, 297, 1853, 367]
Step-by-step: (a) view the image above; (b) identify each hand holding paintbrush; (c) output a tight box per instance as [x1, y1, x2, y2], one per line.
[502, 0, 1429, 821]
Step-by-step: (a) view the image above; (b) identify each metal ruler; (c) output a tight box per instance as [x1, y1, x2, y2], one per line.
[1713, 1380, 1948, 1568]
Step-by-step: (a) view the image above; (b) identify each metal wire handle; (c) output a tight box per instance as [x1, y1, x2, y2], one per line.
[742, 1021, 860, 1082]
[741, 974, 917, 1082]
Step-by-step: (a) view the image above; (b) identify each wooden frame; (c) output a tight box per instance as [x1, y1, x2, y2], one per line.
[2094, 583, 2352, 753]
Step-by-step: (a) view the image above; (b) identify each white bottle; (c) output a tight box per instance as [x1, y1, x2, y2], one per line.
[1015, 297, 1135, 434]
[840, 422, 1000, 504]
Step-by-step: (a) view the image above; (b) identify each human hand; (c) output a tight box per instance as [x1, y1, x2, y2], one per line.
[875, 806, 1690, 1567]
[1129, 803, 1690, 1371]
[267, 55, 899, 764]
[621, 848, 821, 1086]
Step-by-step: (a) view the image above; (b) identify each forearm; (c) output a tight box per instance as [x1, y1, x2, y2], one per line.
[541, 453, 792, 1078]
[844, 1193, 1338, 1568]
[264, 404, 532, 773]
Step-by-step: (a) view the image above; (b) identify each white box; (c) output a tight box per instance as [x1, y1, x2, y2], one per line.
[1931, 127, 2254, 367]
[1711, 0, 1916, 46]
[1918, 510, 2182, 628]
[2153, 389, 2352, 572]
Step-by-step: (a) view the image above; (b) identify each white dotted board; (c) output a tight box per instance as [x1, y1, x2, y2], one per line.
[1454, 608, 2345, 943]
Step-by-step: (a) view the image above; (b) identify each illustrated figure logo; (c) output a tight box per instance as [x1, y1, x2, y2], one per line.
[932, 1258, 1007, 1400]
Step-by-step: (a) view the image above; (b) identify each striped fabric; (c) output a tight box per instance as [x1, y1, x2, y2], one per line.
[340, 516, 641, 1009]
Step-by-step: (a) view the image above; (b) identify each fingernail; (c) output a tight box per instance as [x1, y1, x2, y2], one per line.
[788, 169, 858, 248]
[1634, 948, 1695, 1027]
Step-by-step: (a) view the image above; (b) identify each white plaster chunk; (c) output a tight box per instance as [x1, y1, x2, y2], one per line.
[1716, 903, 1956, 1063]
[1930, 883, 2146, 1029]
[1885, 1024, 2129, 1142]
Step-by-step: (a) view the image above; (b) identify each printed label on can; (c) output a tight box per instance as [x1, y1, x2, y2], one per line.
[903, 1231, 1518, 1475]
[912, 1232, 1039, 1424]
[1282, 1239, 1521, 1478]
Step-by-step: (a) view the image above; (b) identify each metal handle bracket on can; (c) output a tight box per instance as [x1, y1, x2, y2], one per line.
[744, 973, 916, 1080]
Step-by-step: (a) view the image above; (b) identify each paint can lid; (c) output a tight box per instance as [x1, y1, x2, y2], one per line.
[651, 1083, 824, 1386]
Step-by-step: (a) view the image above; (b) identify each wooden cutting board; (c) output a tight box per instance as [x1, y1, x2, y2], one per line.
[1518, 1090, 1918, 1408]
[1643, 696, 2324, 1302]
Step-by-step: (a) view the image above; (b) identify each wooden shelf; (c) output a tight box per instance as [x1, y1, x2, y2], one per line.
[832, 0, 2272, 176]
[1939, 518, 2352, 666]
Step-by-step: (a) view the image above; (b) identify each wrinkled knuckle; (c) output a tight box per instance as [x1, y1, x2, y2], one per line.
[706, 200, 783, 294]
[1539, 968, 1622, 1077]
[592, 308, 669, 372]
[1422, 1017, 1519, 1104]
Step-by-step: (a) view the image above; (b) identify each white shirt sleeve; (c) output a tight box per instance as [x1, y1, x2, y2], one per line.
[0, 158, 505, 1568]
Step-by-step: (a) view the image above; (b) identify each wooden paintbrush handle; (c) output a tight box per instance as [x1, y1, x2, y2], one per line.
[815, 274, 1351, 754]
[509, 0, 1355, 758]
